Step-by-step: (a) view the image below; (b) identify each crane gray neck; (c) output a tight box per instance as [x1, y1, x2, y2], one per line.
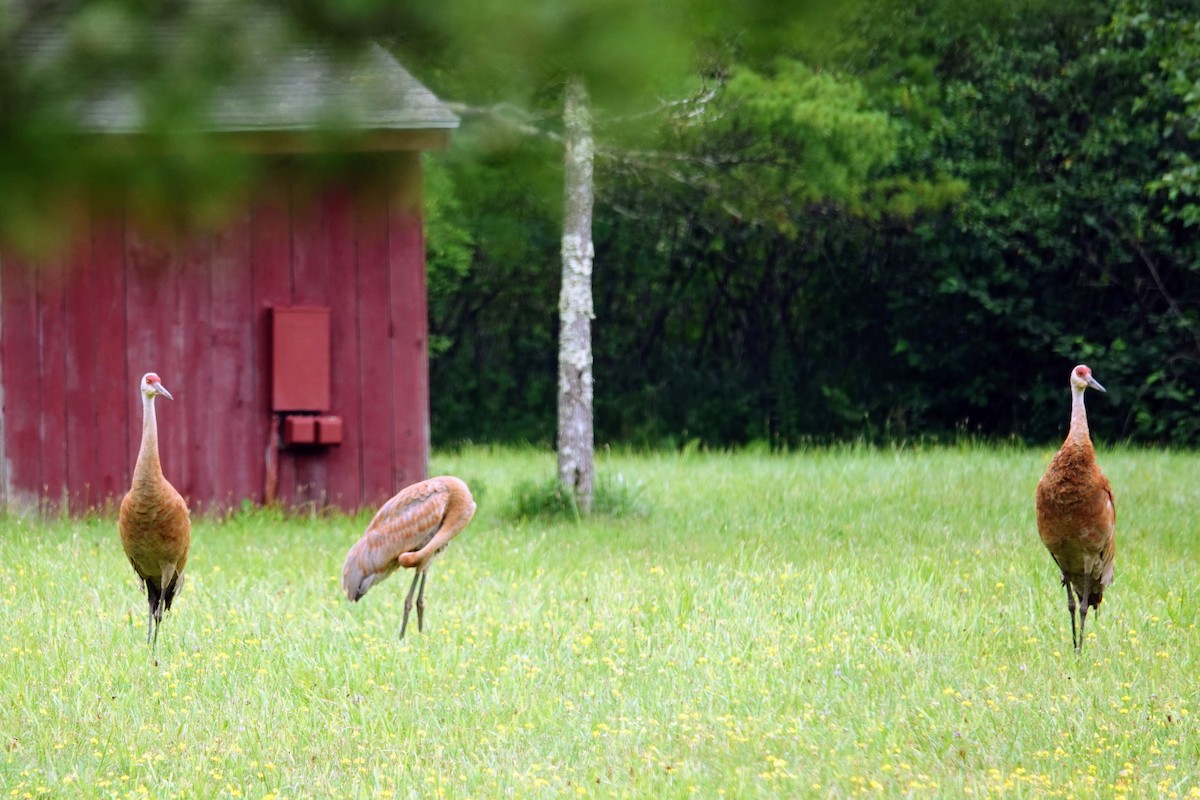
[1067, 384, 1091, 446]
[134, 393, 163, 480]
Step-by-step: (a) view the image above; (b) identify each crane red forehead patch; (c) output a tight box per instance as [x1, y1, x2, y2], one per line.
[145, 373, 160, 384]
[1074, 366, 1090, 377]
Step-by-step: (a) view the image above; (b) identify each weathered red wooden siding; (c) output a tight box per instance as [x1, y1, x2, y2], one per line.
[389, 157, 431, 491]
[324, 185, 364, 510]
[64, 232, 101, 508]
[38, 255, 69, 508]
[289, 178, 332, 509]
[0, 153, 429, 514]
[92, 220, 132, 503]
[208, 209, 256, 510]
[2, 255, 43, 505]
[356, 183, 395, 509]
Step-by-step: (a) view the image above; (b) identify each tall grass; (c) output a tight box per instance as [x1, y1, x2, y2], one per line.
[2, 444, 1198, 798]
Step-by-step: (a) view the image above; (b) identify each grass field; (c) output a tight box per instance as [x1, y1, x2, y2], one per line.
[2, 444, 1199, 798]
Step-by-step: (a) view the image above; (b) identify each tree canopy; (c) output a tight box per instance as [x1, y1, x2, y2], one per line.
[424, 0, 1200, 447]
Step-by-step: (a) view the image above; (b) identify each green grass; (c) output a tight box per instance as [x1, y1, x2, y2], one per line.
[3, 444, 1200, 798]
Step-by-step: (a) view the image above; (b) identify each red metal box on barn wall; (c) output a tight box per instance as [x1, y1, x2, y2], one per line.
[272, 307, 331, 412]
[316, 415, 344, 445]
[283, 415, 318, 445]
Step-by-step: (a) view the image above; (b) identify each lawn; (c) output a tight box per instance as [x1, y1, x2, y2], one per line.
[2, 444, 1199, 798]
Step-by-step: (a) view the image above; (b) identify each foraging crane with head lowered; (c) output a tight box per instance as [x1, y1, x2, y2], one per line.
[342, 476, 477, 638]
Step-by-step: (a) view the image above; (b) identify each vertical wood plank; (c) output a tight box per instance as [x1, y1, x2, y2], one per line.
[289, 175, 331, 510]
[1, 257, 43, 507]
[324, 183, 363, 510]
[63, 226, 100, 512]
[125, 230, 173, 369]
[37, 255, 69, 512]
[210, 208, 257, 510]
[356, 175, 395, 508]
[388, 154, 430, 488]
[152, 236, 191, 511]
[92, 216, 129, 507]
[292, 181, 330, 305]
[178, 231, 215, 513]
[251, 178, 297, 506]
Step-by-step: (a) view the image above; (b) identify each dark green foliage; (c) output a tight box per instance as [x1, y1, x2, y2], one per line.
[874, 0, 1200, 442]
[427, 0, 1200, 447]
[426, 133, 563, 446]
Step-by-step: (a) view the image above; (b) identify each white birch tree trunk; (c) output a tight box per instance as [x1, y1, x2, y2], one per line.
[557, 75, 595, 512]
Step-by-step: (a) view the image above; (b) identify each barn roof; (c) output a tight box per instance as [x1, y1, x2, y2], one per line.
[20, 27, 457, 146]
[80, 43, 460, 135]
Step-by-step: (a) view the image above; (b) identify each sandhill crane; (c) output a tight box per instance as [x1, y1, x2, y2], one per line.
[1036, 364, 1116, 652]
[342, 476, 477, 638]
[119, 372, 191, 651]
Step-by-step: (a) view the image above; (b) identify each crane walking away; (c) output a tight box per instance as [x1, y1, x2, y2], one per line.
[1036, 364, 1116, 652]
[342, 476, 477, 638]
[119, 373, 191, 651]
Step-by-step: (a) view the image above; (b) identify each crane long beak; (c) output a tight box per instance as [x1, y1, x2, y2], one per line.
[1087, 375, 1106, 393]
[155, 385, 175, 400]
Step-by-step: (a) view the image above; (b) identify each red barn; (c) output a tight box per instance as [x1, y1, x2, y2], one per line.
[0, 44, 457, 514]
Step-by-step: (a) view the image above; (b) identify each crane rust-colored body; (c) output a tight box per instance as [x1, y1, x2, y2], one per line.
[342, 476, 477, 638]
[1036, 364, 1116, 652]
[119, 373, 191, 650]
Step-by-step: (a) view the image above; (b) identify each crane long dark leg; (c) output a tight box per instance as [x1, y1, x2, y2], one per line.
[1077, 573, 1093, 653]
[1064, 577, 1078, 651]
[151, 595, 165, 651]
[399, 569, 422, 639]
[145, 580, 163, 646]
[415, 572, 428, 633]
[150, 565, 176, 653]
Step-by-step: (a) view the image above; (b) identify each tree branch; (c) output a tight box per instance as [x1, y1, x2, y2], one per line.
[443, 101, 564, 144]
